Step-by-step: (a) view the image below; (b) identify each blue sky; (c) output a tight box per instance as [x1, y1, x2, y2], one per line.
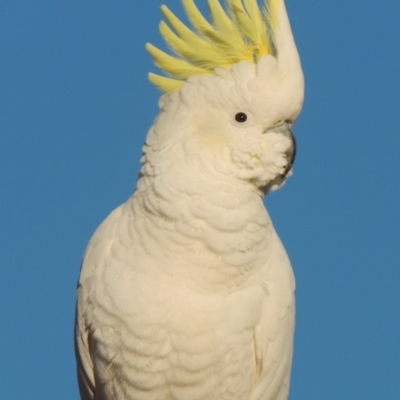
[1, 1, 399, 399]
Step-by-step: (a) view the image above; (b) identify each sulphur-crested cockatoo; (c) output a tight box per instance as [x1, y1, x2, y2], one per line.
[75, 0, 304, 399]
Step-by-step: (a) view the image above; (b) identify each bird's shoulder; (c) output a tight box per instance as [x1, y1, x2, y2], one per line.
[78, 203, 130, 284]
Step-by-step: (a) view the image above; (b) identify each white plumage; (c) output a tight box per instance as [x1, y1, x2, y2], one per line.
[75, 1, 304, 399]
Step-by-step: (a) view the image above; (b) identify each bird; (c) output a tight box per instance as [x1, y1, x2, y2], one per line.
[74, 0, 304, 399]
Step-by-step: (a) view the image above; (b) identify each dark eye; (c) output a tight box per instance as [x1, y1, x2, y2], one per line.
[235, 112, 248, 123]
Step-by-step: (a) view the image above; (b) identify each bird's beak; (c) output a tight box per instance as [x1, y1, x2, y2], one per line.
[284, 127, 296, 177]
[264, 122, 296, 178]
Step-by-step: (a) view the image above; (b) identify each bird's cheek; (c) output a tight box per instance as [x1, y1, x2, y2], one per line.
[191, 115, 229, 149]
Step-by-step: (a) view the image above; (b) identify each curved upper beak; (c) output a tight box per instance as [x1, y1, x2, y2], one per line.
[264, 122, 296, 177]
[284, 131, 296, 176]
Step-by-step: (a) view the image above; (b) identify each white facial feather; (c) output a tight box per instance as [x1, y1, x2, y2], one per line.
[147, 54, 300, 193]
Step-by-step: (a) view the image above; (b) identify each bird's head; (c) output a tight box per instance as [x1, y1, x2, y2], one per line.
[146, 0, 304, 193]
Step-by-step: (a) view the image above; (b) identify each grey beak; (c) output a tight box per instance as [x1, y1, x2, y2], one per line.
[264, 122, 297, 177]
[283, 132, 296, 177]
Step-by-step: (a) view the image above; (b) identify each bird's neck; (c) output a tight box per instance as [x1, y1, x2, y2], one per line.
[125, 150, 274, 290]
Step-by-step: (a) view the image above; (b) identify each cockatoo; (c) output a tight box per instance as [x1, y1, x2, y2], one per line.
[75, 0, 304, 399]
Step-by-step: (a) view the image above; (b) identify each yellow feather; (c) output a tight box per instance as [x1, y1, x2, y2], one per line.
[265, 0, 282, 30]
[161, 5, 235, 69]
[160, 20, 230, 69]
[208, 0, 236, 34]
[147, 0, 279, 92]
[243, 0, 272, 55]
[228, 0, 250, 30]
[161, 6, 205, 49]
[228, 0, 269, 59]
[182, 0, 217, 36]
[183, 0, 250, 64]
[207, 0, 251, 59]
[148, 73, 184, 92]
[146, 43, 208, 79]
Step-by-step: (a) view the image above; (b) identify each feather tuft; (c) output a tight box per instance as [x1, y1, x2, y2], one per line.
[147, 0, 282, 92]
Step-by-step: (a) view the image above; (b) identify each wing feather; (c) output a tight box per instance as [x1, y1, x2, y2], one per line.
[251, 231, 296, 400]
[75, 301, 95, 400]
[74, 205, 125, 400]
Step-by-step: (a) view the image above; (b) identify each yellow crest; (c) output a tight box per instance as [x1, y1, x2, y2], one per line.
[147, 0, 282, 92]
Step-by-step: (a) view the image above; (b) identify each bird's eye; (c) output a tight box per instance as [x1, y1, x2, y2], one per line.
[235, 112, 248, 123]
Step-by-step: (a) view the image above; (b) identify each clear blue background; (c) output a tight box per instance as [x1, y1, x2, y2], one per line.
[1, 1, 399, 399]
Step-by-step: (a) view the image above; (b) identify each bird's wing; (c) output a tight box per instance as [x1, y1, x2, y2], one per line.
[74, 205, 125, 400]
[75, 298, 95, 400]
[251, 233, 296, 400]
